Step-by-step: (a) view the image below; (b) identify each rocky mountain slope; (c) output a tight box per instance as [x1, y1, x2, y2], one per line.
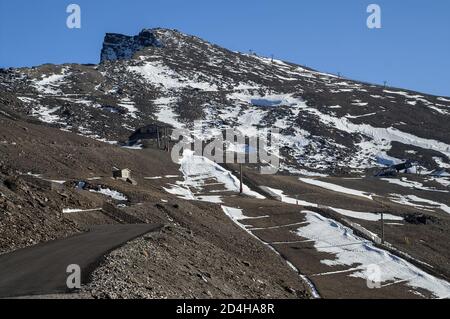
[1, 28, 449, 176]
[1, 28, 450, 299]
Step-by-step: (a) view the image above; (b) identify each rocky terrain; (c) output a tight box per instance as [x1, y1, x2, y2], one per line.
[0, 28, 449, 299]
[85, 217, 309, 299]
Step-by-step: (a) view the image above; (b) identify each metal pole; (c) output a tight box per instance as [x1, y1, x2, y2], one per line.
[157, 126, 161, 149]
[164, 127, 168, 151]
[167, 134, 170, 153]
[374, 196, 386, 244]
[239, 164, 243, 194]
[167, 128, 171, 152]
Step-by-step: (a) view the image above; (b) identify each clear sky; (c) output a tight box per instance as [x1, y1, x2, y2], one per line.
[0, 0, 449, 96]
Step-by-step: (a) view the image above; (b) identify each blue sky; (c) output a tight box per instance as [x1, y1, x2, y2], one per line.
[0, 0, 449, 96]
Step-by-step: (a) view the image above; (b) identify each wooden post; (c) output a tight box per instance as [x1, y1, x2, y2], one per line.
[239, 164, 243, 194]
[164, 127, 167, 151]
[167, 130, 171, 153]
[167, 128, 171, 152]
[374, 197, 386, 244]
[157, 126, 161, 149]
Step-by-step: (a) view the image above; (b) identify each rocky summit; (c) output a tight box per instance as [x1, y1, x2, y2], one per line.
[101, 29, 163, 62]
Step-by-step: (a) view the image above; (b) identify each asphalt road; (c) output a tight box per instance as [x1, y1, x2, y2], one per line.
[0, 224, 162, 298]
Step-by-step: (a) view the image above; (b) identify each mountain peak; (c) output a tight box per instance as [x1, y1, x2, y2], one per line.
[100, 28, 211, 63]
[100, 29, 164, 63]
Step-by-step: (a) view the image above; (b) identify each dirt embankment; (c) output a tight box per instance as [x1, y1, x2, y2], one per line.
[83, 196, 312, 299]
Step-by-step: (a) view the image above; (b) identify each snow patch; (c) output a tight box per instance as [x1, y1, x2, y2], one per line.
[89, 187, 128, 201]
[390, 194, 450, 214]
[32, 69, 69, 95]
[381, 178, 448, 193]
[128, 61, 217, 91]
[178, 150, 265, 199]
[62, 208, 102, 214]
[260, 186, 318, 207]
[296, 211, 450, 298]
[330, 208, 403, 222]
[153, 97, 184, 129]
[299, 178, 373, 200]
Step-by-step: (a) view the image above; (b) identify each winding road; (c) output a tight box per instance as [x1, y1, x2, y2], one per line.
[0, 224, 162, 298]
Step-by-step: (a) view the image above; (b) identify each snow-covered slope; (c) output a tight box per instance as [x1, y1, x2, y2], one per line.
[1, 28, 449, 175]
